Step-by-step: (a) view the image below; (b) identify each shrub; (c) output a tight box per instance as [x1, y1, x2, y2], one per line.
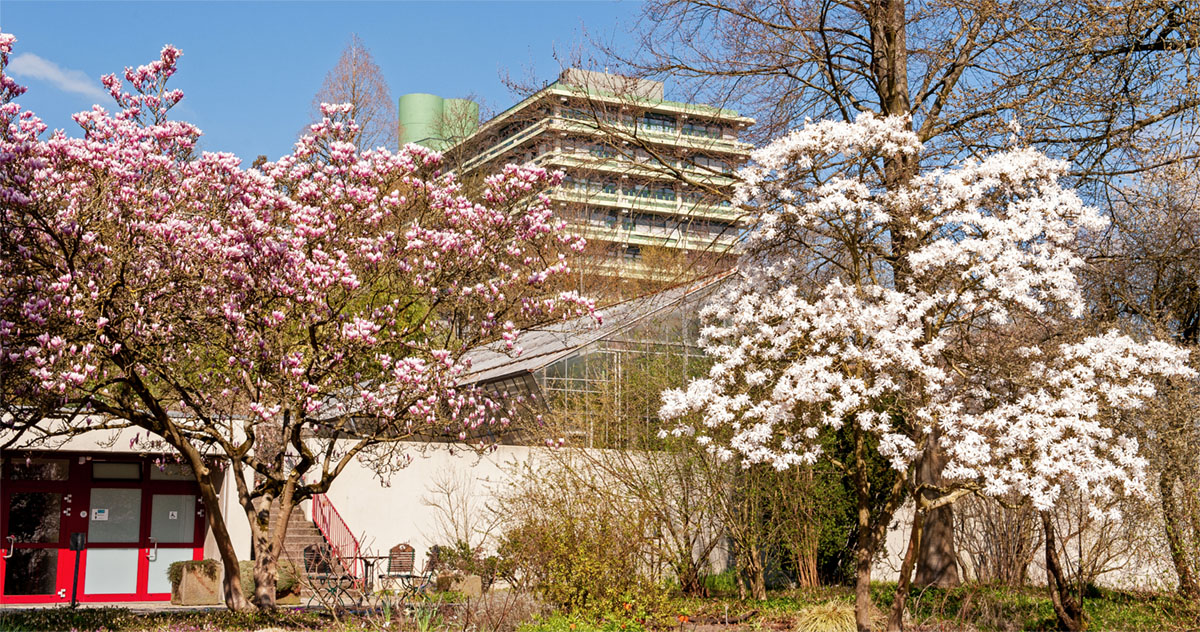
[518, 613, 648, 632]
[496, 460, 667, 616]
[795, 602, 856, 632]
[435, 538, 514, 591]
[461, 590, 547, 632]
[700, 569, 739, 595]
[238, 559, 299, 598]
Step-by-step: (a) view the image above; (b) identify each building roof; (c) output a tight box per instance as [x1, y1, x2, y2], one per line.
[461, 272, 730, 385]
[450, 70, 755, 160]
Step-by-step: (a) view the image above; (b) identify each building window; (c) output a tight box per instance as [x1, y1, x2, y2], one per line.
[562, 107, 591, 121]
[5, 457, 69, 481]
[589, 144, 618, 159]
[638, 214, 668, 231]
[689, 155, 730, 173]
[682, 120, 722, 139]
[625, 183, 651, 199]
[92, 461, 142, 481]
[641, 112, 676, 134]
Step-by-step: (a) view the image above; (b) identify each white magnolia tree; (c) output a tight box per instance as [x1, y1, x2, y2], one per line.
[660, 114, 1193, 631]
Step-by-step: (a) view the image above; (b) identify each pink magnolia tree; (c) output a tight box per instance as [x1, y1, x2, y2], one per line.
[660, 114, 1193, 631]
[0, 36, 590, 610]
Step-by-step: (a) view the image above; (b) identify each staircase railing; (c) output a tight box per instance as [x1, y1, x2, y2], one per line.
[311, 493, 363, 582]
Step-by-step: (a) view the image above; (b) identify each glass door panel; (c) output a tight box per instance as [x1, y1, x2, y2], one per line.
[147, 548, 192, 594]
[3, 549, 58, 595]
[3, 491, 62, 596]
[150, 494, 196, 543]
[83, 548, 139, 595]
[7, 492, 61, 544]
[147, 494, 198, 594]
[88, 488, 141, 543]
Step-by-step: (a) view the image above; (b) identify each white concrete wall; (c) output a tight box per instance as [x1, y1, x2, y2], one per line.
[315, 442, 739, 581]
[5, 425, 1178, 590]
[5, 422, 142, 453]
[315, 443, 537, 562]
[212, 465, 254, 561]
[872, 502, 1177, 590]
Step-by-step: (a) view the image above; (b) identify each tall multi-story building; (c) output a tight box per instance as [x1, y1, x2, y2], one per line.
[399, 69, 754, 296]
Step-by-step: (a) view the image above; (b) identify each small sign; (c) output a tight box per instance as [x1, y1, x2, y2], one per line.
[168, 511, 178, 520]
[91, 508, 108, 521]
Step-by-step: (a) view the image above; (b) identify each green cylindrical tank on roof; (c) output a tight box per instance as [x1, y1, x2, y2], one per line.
[398, 93, 479, 150]
[398, 93, 445, 149]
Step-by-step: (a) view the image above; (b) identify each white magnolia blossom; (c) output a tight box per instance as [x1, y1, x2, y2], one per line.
[663, 113, 1194, 515]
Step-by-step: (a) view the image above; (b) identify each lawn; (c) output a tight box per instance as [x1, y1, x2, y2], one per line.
[4, 584, 1198, 632]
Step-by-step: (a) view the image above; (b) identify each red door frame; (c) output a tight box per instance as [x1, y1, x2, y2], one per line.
[1, 452, 206, 604]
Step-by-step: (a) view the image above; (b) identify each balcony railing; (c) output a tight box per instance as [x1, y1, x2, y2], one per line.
[535, 152, 739, 186]
[549, 187, 743, 223]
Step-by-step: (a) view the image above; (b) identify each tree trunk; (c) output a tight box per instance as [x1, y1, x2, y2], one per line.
[1160, 467, 1200, 598]
[243, 492, 290, 610]
[853, 426, 875, 632]
[872, 0, 964, 590]
[155, 423, 252, 611]
[1041, 512, 1085, 632]
[914, 436, 960, 588]
[677, 560, 708, 597]
[855, 537, 874, 632]
[252, 546, 280, 610]
[744, 549, 767, 600]
[195, 468, 252, 612]
[887, 507, 925, 632]
[869, 0, 963, 593]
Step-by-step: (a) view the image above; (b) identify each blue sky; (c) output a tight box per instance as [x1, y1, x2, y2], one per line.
[2, 1, 641, 161]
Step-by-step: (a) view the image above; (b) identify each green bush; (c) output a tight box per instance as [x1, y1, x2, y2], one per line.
[518, 613, 648, 632]
[0, 606, 331, 631]
[433, 538, 514, 591]
[496, 462, 667, 617]
[237, 559, 299, 598]
[700, 569, 739, 595]
[499, 520, 664, 614]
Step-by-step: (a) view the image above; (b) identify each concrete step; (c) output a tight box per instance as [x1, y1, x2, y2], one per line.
[264, 500, 360, 601]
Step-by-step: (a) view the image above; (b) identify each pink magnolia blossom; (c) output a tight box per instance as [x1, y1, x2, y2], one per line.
[0, 34, 591, 482]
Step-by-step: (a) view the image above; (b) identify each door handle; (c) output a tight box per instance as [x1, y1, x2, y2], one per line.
[3, 535, 13, 558]
[147, 538, 157, 562]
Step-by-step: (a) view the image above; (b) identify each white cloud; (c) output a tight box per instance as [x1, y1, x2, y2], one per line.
[8, 52, 109, 101]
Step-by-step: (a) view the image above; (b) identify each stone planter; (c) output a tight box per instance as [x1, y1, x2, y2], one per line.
[169, 559, 222, 606]
[450, 574, 483, 598]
